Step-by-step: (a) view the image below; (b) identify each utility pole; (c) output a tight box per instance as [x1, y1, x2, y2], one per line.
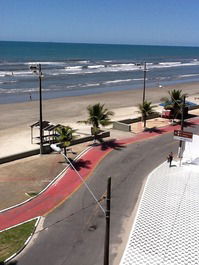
[178, 95, 186, 159]
[30, 64, 43, 155]
[38, 64, 43, 155]
[104, 177, 111, 265]
[142, 62, 147, 105]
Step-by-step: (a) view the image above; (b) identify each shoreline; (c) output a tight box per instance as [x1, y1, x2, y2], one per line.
[1, 80, 199, 125]
[1, 78, 199, 105]
[1, 80, 199, 157]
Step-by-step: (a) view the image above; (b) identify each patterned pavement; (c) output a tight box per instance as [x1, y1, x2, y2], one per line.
[120, 161, 199, 265]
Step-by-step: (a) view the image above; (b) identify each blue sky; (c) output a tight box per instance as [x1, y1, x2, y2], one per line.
[1, 0, 199, 46]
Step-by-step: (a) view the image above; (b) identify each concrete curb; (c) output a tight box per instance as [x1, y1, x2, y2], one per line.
[0, 146, 92, 214]
[3, 216, 41, 264]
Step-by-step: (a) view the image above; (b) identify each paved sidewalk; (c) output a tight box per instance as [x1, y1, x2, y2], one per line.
[120, 161, 199, 265]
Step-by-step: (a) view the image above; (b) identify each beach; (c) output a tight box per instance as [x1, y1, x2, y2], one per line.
[1, 81, 199, 158]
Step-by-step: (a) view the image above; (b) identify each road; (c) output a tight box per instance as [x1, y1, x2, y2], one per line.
[11, 132, 178, 265]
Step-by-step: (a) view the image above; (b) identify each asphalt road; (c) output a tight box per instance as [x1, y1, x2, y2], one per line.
[11, 132, 178, 265]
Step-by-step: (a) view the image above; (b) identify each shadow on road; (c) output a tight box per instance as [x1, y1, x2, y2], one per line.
[70, 159, 91, 171]
[97, 139, 126, 151]
[184, 120, 196, 128]
[144, 127, 166, 134]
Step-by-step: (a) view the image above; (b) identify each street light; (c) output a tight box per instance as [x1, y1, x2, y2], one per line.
[178, 95, 186, 160]
[30, 64, 43, 155]
[50, 144, 111, 265]
[142, 61, 147, 105]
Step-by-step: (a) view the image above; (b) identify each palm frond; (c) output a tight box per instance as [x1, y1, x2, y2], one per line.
[78, 103, 114, 131]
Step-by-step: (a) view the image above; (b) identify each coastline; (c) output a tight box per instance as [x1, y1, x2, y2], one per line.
[1, 81, 199, 157]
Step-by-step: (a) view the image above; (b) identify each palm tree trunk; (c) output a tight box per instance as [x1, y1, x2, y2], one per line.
[64, 147, 67, 157]
[142, 114, 146, 128]
[144, 118, 146, 128]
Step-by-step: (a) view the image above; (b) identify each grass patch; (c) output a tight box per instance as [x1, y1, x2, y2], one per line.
[0, 219, 36, 263]
[26, 192, 39, 197]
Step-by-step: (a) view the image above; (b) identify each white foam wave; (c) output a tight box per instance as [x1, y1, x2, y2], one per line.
[25, 61, 66, 66]
[65, 66, 82, 71]
[0, 88, 34, 94]
[88, 65, 105, 69]
[28, 60, 199, 77]
[178, 74, 199, 78]
[14, 71, 32, 76]
[149, 60, 199, 70]
[0, 71, 14, 77]
[104, 79, 134, 85]
[132, 78, 144, 81]
[0, 80, 17, 84]
[0, 87, 53, 94]
[0, 71, 33, 77]
[79, 82, 100, 88]
[77, 60, 90, 64]
[159, 61, 182, 66]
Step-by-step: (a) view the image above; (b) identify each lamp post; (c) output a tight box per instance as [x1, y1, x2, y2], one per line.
[30, 64, 43, 155]
[50, 144, 111, 265]
[142, 61, 147, 105]
[178, 95, 186, 160]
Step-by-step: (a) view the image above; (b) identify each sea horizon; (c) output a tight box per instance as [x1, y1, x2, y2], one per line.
[1, 39, 199, 49]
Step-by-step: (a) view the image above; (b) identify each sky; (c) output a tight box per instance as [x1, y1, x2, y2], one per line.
[1, 0, 199, 46]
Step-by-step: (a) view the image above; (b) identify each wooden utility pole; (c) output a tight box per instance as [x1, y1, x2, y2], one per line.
[104, 177, 111, 265]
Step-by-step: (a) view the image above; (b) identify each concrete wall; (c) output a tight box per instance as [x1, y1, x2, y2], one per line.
[0, 149, 40, 164]
[113, 121, 131, 132]
[113, 113, 160, 132]
[0, 131, 110, 164]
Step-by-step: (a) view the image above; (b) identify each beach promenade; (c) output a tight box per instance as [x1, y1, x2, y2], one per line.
[120, 160, 199, 265]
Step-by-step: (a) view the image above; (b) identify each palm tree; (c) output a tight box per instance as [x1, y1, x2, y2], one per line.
[55, 126, 76, 156]
[78, 103, 114, 139]
[161, 89, 186, 120]
[138, 100, 156, 129]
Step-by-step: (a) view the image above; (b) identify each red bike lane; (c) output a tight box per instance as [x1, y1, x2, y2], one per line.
[0, 118, 198, 231]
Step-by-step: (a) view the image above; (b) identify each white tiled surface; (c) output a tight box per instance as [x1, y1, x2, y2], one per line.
[120, 162, 199, 265]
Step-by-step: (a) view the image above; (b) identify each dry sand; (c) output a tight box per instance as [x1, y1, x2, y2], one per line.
[1, 81, 199, 157]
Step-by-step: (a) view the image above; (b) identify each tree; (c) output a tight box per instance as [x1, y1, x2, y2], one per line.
[161, 89, 186, 120]
[55, 126, 76, 156]
[78, 103, 114, 140]
[138, 100, 156, 129]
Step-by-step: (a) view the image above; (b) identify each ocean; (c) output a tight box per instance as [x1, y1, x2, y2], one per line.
[1, 41, 199, 104]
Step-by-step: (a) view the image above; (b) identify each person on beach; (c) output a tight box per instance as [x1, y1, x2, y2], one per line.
[29, 92, 32, 101]
[167, 152, 173, 167]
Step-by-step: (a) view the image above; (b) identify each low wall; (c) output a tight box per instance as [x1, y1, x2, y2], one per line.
[0, 149, 40, 164]
[0, 131, 110, 164]
[113, 121, 131, 132]
[113, 113, 160, 132]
